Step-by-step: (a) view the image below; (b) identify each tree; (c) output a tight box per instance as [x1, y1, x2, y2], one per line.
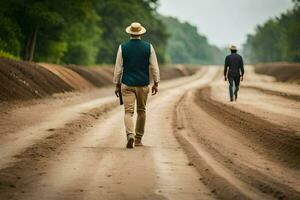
[0, 0, 96, 62]
[243, 0, 300, 63]
[0, 16, 22, 56]
[0, 0, 169, 65]
[94, 0, 168, 64]
[160, 16, 225, 64]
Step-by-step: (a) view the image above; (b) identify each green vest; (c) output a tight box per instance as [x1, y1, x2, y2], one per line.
[121, 39, 151, 86]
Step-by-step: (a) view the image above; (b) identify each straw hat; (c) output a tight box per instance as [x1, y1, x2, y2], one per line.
[125, 22, 146, 35]
[229, 45, 237, 51]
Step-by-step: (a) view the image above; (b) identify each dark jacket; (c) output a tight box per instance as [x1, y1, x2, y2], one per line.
[224, 53, 244, 77]
[121, 39, 151, 86]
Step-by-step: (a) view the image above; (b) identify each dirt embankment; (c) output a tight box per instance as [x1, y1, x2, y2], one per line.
[0, 58, 73, 101]
[0, 58, 197, 102]
[255, 63, 300, 84]
[160, 64, 198, 80]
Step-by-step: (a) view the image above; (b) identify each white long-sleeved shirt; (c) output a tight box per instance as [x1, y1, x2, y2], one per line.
[113, 42, 160, 84]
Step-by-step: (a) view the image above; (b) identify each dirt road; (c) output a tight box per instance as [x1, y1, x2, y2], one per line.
[0, 66, 299, 200]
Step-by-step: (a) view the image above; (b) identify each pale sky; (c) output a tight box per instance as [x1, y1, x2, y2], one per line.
[158, 0, 294, 48]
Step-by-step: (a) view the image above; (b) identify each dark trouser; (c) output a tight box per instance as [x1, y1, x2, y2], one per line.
[228, 75, 240, 101]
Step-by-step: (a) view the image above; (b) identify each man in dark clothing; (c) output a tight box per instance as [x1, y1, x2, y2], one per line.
[224, 45, 244, 101]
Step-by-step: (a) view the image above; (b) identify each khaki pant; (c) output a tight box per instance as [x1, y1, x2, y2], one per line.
[121, 84, 149, 139]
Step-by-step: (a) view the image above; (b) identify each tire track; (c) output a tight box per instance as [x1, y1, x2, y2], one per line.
[243, 85, 300, 101]
[195, 87, 300, 169]
[174, 94, 273, 200]
[0, 101, 117, 200]
[2, 67, 217, 200]
[0, 67, 207, 172]
[0, 67, 211, 200]
[173, 67, 300, 199]
[174, 91, 300, 199]
[0, 95, 116, 169]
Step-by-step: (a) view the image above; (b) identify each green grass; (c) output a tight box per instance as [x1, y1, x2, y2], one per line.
[0, 50, 20, 60]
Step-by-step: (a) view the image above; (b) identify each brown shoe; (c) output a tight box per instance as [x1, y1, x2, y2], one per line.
[135, 138, 143, 146]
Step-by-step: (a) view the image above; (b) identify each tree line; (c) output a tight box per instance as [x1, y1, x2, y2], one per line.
[160, 16, 226, 64]
[0, 0, 168, 65]
[0, 0, 225, 65]
[243, 0, 300, 63]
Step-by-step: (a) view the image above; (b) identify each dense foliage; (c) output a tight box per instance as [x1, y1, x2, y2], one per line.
[161, 16, 226, 64]
[243, 0, 300, 63]
[94, 0, 169, 64]
[0, 0, 168, 65]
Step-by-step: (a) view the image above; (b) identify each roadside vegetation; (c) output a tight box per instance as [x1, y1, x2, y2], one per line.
[0, 0, 168, 65]
[1, 0, 298, 65]
[0, 0, 225, 65]
[160, 16, 226, 64]
[243, 0, 300, 63]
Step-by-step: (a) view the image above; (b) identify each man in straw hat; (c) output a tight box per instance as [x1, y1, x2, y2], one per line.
[113, 22, 160, 148]
[224, 45, 244, 102]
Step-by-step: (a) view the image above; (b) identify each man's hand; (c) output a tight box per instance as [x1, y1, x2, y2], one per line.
[115, 84, 121, 97]
[151, 83, 158, 96]
[240, 76, 244, 82]
[224, 76, 227, 81]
